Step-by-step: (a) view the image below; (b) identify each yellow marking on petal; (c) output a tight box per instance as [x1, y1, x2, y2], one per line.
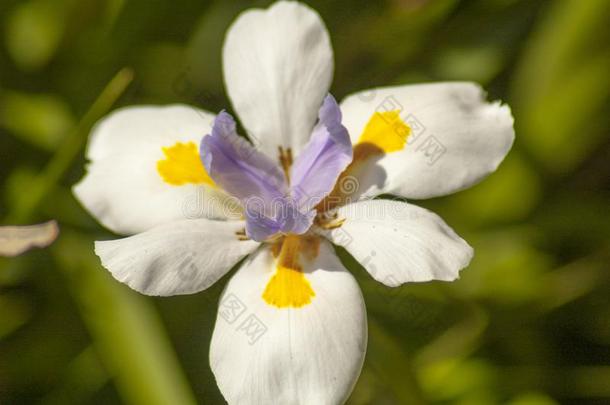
[157, 142, 216, 187]
[357, 110, 411, 153]
[263, 234, 315, 308]
[315, 111, 411, 212]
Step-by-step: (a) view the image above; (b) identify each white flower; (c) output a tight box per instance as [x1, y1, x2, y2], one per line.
[73, 1, 514, 404]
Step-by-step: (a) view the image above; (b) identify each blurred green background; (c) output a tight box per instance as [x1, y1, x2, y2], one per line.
[1, 0, 609, 404]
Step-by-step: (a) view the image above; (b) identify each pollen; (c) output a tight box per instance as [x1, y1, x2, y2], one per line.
[263, 234, 315, 308]
[157, 141, 216, 187]
[357, 110, 411, 153]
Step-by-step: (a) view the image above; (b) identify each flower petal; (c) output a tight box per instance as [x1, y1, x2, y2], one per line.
[290, 94, 353, 212]
[243, 209, 282, 242]
[223, 1, 334, 158]
[243, 201, 316, 242]
[200, 111, 287, 205]
[73, 105, 236, 235]
[322, 199, 473, 285]
[201, 111, 292, 241]
[210, 240, 366, 404]
[280, 201, 317, 235]
[95, 219, 259, 296]
[340, 82, 515, 199]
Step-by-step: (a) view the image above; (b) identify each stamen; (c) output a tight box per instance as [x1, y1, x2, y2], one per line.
[235, 229, 249, 241]
[320, 217, 345, 230]
[315, 212, 346, 230]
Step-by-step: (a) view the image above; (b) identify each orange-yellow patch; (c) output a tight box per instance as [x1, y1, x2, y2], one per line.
[263, 235, 315, 308]
[357, 110, 411, 153]
[157, 141, 216, 187]
[315, 111, 411, 212]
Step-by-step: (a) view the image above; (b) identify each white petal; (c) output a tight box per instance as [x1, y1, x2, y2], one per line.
[95, 219, 258, 296]
[223, 1, 333, 159]
[322, 199, 473, 285]
[74, 105, 237, 235]
[340, 82, 515, 199]
[210, 240, 367, 404]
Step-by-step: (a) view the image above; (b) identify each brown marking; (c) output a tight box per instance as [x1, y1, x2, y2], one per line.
[278, 146, 293, 183]
[235, 228, 250, 241]
[315, 142, 385, 213]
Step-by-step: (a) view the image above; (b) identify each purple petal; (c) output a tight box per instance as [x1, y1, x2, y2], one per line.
[280, 201, 316, 235]
[289, 94, 353, 212]
[244, 209, 282, 242]
[201, 111, 287, 209]
[244, 196, 314, 241]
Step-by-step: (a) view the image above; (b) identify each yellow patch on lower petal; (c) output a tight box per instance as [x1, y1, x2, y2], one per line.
[157, 141, 216, 187]
[263, 234, 315, 308]
[357, 110, 411, 153]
